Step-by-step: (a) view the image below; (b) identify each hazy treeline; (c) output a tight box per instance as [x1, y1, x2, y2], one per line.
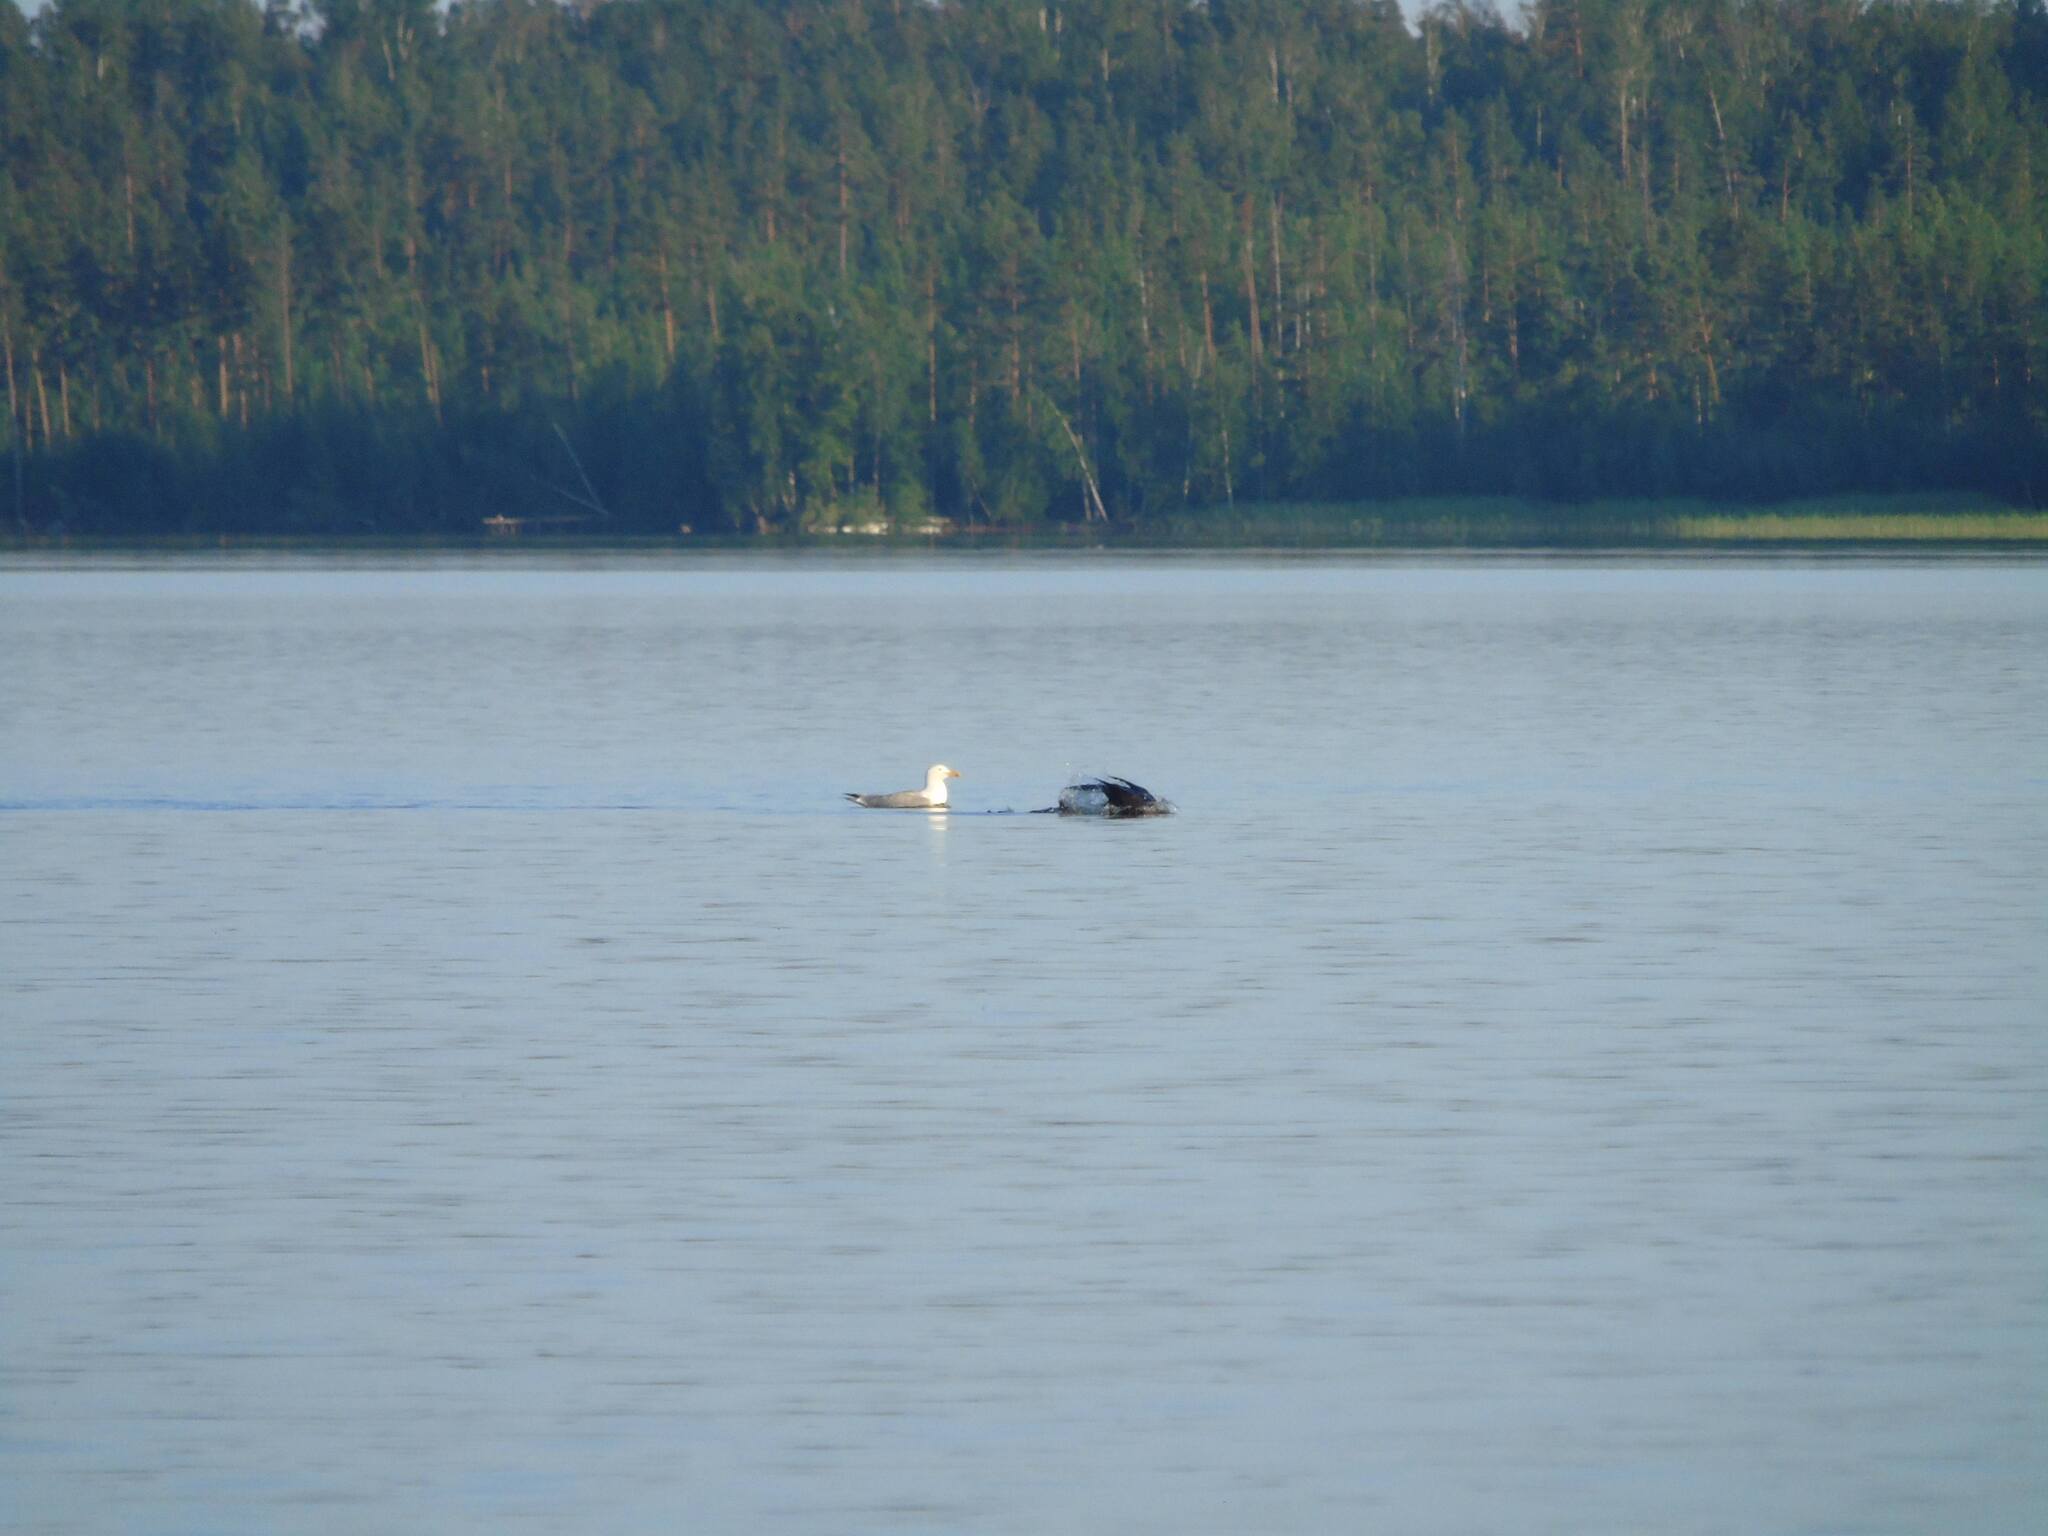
[3, 0, 2045, 536]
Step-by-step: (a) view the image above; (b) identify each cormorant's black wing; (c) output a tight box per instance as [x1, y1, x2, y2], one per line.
[1093, 776, 1159, 810]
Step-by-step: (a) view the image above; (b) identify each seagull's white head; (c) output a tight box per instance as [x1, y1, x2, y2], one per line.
[925, 764, 961, 802]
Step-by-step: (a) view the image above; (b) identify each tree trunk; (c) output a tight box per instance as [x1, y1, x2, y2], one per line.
[1219, 408, 1233, 506]
[1697, 308, 1720, 410]
[418, 313, 440, 419]
[1241, 202, 1264, 367]
[1707, 85, 1738, 218]
[279, 224, 295, 401]
[657, 245, 677, 365]
[837, 139, 850, 279]
[1618, 77, 1631, 181]
[1269, 193, 1284, 351]
[1199, 269, 1216, 370]
[1136, 257, 1154, 394]
[31, 352, 52, 445]
[1046, 391, 1108, 521]
[3, 317, 18, 447]
[1007, 266, 1022, 399]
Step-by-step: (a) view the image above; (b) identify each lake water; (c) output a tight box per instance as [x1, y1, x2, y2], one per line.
[2, 553, 2044, 1534]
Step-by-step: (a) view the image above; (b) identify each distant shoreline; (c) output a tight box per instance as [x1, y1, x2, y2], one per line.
[5, 495, 2046, 555]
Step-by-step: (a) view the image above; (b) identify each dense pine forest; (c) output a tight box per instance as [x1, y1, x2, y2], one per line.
[2, 0, 2045, 537]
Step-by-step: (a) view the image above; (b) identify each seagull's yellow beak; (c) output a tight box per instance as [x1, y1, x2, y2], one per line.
[947, 769, 962, 779]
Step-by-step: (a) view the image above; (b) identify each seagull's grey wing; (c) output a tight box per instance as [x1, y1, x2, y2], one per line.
[849, 788, 935, 808]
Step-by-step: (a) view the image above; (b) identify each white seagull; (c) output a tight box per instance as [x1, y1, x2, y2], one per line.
[844, 764, 960, 810]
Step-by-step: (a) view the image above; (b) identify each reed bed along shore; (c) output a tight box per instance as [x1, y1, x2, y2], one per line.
[1138, 494, 2048, 548]
[1668, 512, 2048, 542]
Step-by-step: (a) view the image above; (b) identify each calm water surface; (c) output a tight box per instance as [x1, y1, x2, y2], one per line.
[2, 554, 2044, 1534]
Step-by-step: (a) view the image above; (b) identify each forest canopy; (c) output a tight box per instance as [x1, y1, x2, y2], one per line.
[2, 0, 2045, 536]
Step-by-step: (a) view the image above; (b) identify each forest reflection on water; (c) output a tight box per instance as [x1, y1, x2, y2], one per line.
[2, 553, 2043, 1535]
